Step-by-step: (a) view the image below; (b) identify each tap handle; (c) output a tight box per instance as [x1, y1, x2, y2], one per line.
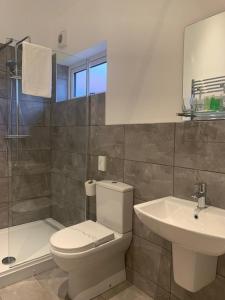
[199, 183, 206, 194]
[193, 183, 206, 194]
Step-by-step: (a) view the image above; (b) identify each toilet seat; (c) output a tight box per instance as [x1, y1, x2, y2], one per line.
[50, 220, 115, 254]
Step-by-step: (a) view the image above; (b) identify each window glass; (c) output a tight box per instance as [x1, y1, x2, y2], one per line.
[89, 62, 107, 94]
[74, 69, 87, 98]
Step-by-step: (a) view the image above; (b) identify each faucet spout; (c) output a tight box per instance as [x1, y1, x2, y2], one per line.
[192, 183, 208, 218]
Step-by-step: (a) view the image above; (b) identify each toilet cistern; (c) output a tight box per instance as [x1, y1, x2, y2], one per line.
[192, 183, 208, 219]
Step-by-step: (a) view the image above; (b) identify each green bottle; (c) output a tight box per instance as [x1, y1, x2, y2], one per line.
[210, 96, 221, 111]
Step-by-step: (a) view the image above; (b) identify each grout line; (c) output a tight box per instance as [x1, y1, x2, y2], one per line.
[132, 232, 172, 253]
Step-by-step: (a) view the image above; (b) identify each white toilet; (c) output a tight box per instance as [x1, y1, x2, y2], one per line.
[50, 180, 133, 300]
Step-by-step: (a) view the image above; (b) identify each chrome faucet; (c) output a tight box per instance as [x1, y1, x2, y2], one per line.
[192, 183, 207, 218]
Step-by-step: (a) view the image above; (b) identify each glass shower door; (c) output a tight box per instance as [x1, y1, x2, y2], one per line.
[6, 47, 89, 267]
[7, 40, 55, 266]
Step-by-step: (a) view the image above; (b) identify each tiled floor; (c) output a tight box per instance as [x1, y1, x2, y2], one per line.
[0, 268, 153, 300]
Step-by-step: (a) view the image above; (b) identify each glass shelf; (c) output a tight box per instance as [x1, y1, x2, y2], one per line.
[177, 111, 225, 121]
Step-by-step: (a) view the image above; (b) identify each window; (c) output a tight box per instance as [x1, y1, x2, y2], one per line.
[89, 62, 107, 94]
[70, 55, 107, 98]
[73, 69, 87, 98]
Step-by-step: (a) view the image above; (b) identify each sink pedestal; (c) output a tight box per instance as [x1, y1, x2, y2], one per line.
[173, 244, 218, 292]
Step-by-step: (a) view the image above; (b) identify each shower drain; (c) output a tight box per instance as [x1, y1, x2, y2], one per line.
[2, 256, 16, 265]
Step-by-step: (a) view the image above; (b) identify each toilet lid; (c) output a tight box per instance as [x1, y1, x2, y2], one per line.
[50, 221, 115, 253]
[50, 227, 95, 253]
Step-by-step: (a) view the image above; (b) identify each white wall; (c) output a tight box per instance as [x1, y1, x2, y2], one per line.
[1, 0, 225, 124]
[0, 0, 58, 47]
[49, 0, 225, 124]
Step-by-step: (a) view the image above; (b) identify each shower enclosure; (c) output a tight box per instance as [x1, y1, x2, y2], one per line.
[0, 37, 89, 282]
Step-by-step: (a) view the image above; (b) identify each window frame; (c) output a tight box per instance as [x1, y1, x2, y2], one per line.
[69, 52, 107, 99]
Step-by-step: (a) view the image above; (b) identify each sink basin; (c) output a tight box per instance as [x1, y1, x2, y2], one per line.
[134, 196, 225, 256]
[134, 196, 225, 292]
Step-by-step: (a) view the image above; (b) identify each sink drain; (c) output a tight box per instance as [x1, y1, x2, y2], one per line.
[2, 256, 16, 265]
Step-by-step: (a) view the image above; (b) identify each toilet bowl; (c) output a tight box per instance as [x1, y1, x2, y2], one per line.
[50, 180, 133, 300]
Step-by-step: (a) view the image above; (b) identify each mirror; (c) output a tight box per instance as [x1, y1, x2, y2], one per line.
[183, 11, 225, 119]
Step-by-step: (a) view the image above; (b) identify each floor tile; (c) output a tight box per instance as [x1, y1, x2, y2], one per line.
[0, 269, 152, 300]
[35, 268, 68, 299]
[100, 281, 152, 300]
[0, 277, 58, 300]
[107, 285, 153, 300]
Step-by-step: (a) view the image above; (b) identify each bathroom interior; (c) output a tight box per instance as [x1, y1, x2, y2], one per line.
[1, 1, 225, 300]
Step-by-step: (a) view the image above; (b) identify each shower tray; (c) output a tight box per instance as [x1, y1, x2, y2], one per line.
[0, 218, 64, 288]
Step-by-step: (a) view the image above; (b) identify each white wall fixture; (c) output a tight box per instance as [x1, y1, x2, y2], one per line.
[98, 156, 107, 172]
[134, 197, 225, 292]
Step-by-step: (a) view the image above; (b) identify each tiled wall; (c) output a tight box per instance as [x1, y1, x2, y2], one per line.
[83, 94, 225, 300]
[50, 93, 105, 226]
[0, 44, 51, 228]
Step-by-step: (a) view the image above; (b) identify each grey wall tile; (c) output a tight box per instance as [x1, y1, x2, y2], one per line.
[11, 197, 51, 226]
[217, 254, 225, 278]
[88, 155, 124, 182]
[126, 268, 170, 300]
[90, 93, 105, 126]
[51, 172, 85, 226]
[0, 71, 9, 99]
[0, 203, 9, 229]
[87, 196, 97, 221]
[52, 126, 88, 153]
[0, 126, 7, 151]
[174, 167, 225, 209]
[11, 173, 50, 202]
[175, 120, 225, 143]
[0, 45, 14, 72]
[67, 99, 88, 126]
[16, 126, 51, 150]
[133, 213, 171, 251]
[51, 102, 67, 126]
[175, 122, 225, 173]
[51, 202, 84, 227]
[126, 235, 171, 292]
[89, 125, 124, 158]
[52, 150, 86, 181]
[0, 98, 8, 125]
[0, 151, 8, 177]
[173, 167, 198, 201]
[14, 101, 50, 126]
[52, 98, 88, 127]
[10, 150, 51, 176]
[124, 160, 173, 202]
[51, 126, 67, 149]
[125, 124, 174, 165]
[0, 177, 8, 204]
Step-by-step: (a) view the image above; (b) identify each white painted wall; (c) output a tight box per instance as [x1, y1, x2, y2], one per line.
[1, 0, 225, 124]
[0, 0, 58, 47]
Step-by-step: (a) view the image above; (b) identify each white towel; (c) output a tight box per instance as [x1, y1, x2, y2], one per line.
[22, 42, 52, 98]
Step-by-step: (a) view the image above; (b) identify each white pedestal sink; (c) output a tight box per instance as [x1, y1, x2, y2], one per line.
[134, 197, 225, 292]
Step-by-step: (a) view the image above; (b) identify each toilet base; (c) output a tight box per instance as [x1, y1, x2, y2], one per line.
[68, 269, 125, 300]
[68, 253, 126, 300]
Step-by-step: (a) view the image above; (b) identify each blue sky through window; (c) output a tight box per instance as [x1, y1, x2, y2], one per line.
[74, 69, 87, 97]
[89, 62, 107, 94]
